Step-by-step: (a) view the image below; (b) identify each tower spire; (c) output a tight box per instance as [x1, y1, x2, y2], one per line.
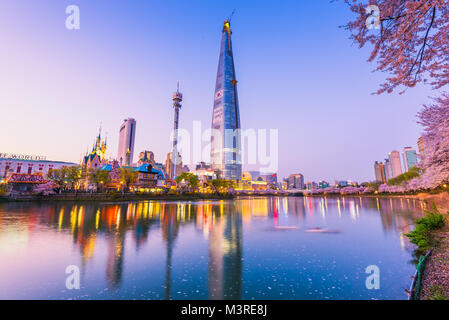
[171, 82, 183, 180]
[228, 9, 235, 23]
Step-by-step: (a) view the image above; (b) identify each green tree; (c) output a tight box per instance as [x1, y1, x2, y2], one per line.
[388, 167, 421, 186]
[66, 165, 82, 192]
[89, 169, 110, 192]
[361, 182, 381, 191]
[209, 179, 235, 194]
[0, 183, 7, 196]
[405, 204, 445, 252]
[120, 167, 137, 192]
[176, 172, 199, 191]
[47, 166, 69, 192]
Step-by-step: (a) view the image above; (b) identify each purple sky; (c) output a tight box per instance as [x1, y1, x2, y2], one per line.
[0, 0, 436, 182]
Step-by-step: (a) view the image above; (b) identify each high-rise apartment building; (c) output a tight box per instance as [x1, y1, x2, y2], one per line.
[417, 137, 427, 158]
[287, 174, 304, 190]
[165, 152, 182, 180]
[388, 150, 402, 178]
[402, 147, 418, 172]
[374, 161, 386, 184]
[384, 158, 393, 181]
[118, 118, 136, 166]
[210, 19, 242, 181]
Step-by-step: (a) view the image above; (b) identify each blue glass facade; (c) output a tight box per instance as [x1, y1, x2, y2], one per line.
[404, 149, 418, 171]
[210, 20, 242, 180]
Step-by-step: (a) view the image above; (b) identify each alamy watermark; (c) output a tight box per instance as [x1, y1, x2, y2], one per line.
[66, 5, 80, 30]
[171, 121, 279, 173]
[365, 5, 380, 30]
[365, 265, 380, 290]
[65, 265, 80, 290]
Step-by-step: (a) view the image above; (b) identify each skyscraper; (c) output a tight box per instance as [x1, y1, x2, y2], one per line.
[384, 158, 393, 181]
[165, 152, 182, 180]
[417, 137, 427, 157]
[118, 118, 136, 166]
[287, 174, 304, 190]
[402, 147, 418, 172]
[210, 19, 242, 181]
[388, 150, 403, 178]
[374, 161, 386, 184]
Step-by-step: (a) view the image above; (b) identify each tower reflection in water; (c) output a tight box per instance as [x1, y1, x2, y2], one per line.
[38, 200, 242, 297]
[0, 196, 424, 299]
[208, 202, 242, 300]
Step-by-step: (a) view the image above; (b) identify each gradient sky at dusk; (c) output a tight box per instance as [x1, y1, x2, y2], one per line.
[0, 0, 436, 182]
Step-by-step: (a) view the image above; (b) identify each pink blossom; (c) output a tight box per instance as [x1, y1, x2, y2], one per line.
[344, 0, 449, 94]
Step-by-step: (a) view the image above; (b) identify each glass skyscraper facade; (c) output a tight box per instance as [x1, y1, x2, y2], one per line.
[388, 150, 402, 178]
[210, 20, 242, 180]
[403, 147, 418, 172]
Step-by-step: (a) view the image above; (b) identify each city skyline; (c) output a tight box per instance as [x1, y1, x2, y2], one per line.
[0, 0, 435, 182]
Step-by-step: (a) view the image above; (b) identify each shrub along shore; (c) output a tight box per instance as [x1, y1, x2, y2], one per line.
[404, 205, 448, 300]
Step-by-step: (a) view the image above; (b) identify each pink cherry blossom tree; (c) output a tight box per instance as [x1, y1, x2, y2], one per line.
[414, 94, 449, 188]
[344, 0, 449, 94]
[345, 1, 449, 189]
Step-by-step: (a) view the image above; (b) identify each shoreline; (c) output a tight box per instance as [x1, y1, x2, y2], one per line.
[2, 191, 448, 207]
[419, 226, 449, 300]
[0, 192, 305, 203]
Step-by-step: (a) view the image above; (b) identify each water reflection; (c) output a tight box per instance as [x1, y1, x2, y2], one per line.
[0, 196, 424, 300]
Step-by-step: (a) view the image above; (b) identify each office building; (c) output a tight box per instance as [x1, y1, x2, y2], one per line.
[388, 150, 402, 178]
[417, 137, 427, 157]
[384, 158, 392, 181]
[118, 118, 136, 166]
[402, 147, 418, 172]
[287, 174, 304, 190]
[165, 152, 182, 180]
[374, 161, 386, 184]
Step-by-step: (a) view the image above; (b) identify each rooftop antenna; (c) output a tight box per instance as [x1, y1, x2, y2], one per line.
[228, 9, 235, 23]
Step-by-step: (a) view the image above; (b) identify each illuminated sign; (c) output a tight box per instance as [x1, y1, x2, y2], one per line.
[7, 173, 46, 183]
[0, 153, 47, 161]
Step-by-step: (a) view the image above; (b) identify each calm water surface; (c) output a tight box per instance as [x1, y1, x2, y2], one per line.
[0, 196, 424, 300]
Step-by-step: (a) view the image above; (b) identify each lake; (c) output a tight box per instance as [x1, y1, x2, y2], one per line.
[0, 196, 424, 300]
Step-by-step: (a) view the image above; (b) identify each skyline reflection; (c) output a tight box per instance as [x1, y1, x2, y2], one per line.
[0, 196, 424, 300]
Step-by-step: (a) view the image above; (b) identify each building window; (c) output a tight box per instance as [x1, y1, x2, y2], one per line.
[17, 166, 22, 173]
[28, 167, 32, 174]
